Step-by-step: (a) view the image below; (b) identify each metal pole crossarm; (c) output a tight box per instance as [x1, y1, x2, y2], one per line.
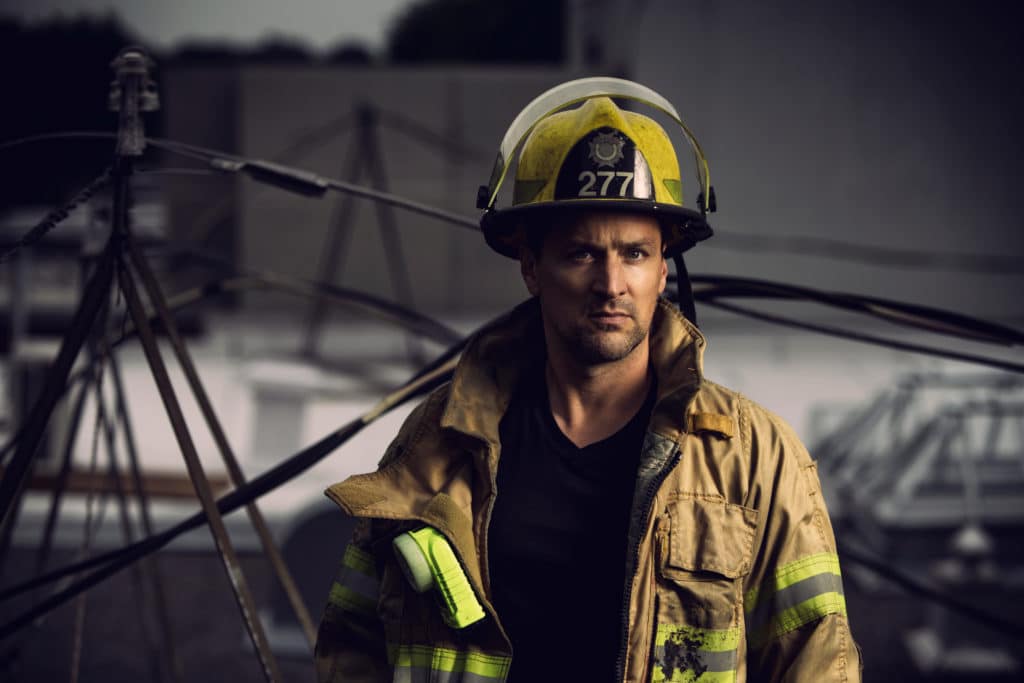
[107, 350, 185, 682]
[125, 233, 318, 648]
[0, 242, 115, 528]
[115, 246, 282, 683]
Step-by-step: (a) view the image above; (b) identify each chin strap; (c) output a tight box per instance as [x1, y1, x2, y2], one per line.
[672, 254, 698, 327]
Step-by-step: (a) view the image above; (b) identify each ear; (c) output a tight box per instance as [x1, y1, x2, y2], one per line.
[657, 254, 668, 295]
[520, 246, 540, 296]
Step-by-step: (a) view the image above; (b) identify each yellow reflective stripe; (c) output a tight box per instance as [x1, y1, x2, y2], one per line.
[654, 624, 740, 651]
[326, 543, 379, 616]
[342, 543, 375, 576]
[748, 592, 848, 649]
[744, 551, 842, 613]
[388, 644, 511, 679]
[652, 670, 736, 683]
[744, 552, 848, 648]
[775, 592, 847, 635]
[652, 624, 739, 681]
[327, 582, 376, 615]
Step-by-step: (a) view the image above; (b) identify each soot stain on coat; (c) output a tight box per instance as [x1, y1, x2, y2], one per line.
[659, 630, 707, 679]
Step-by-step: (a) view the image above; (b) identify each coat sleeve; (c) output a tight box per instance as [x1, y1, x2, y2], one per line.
[314, 518, 389, 683]
[314, 393, 439, 683]
[741, 400, 862, 682]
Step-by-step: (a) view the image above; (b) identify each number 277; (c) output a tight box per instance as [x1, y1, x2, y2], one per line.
[578, 170, 634, 197]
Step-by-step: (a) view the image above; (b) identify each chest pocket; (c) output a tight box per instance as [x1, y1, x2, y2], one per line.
[650, 495, 758, 683]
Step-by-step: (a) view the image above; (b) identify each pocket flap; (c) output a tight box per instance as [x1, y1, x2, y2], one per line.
[668, 497, 758, 578]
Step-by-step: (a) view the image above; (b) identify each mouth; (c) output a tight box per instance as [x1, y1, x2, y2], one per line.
[588, 311, 632, 324]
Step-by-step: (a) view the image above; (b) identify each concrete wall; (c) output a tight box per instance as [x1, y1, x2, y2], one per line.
[632, 0, 1024, 321]
[235, 67, 577, 315]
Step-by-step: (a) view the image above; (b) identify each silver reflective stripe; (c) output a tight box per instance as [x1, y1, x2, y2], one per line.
[746, 571, 844, 633]
[388, 645, 511, 683]
[335, 563, 378, 601]
[651, 644, 737, 673]
[393, 668, 506, 683]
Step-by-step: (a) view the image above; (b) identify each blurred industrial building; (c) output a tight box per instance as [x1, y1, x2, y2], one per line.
[1, 1, 1022, 681]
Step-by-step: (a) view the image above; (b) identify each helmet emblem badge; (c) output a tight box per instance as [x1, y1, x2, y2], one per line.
[588, 131, 625, 168]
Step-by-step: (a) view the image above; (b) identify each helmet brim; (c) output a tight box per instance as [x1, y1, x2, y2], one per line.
[480, 200, 713, 260]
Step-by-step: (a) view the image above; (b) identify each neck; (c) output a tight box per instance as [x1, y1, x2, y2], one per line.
[544, 338, 653, 448]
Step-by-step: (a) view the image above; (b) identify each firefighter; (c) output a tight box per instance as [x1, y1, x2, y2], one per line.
[315, 78, 862, 682]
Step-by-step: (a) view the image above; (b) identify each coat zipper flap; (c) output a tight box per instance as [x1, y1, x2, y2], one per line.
[614, 431, 683, 683]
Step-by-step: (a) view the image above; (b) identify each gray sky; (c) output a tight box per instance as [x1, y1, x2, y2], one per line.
[0, 0, 415, 50]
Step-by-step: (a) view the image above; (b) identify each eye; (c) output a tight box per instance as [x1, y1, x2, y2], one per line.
[625, 247, 648, 260]
[567, 248, 594, 262]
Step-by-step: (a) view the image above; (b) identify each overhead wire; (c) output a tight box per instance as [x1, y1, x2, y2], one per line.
[5, 131, 1020, 274]
[688, 275, 1024, 346]
[0, 341, 462, 639]
[699, 298, 1024, 375]
[0, 166, 113, 264]
[162, 244, 463, 345]
[707, 230, 1022, 275]
[837, 542, 1024, 639]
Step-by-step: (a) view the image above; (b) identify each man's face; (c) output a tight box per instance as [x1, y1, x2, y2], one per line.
[520, 211, 668, 366]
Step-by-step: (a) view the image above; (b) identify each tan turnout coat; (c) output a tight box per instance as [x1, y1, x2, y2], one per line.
[315, 298, 862, 682]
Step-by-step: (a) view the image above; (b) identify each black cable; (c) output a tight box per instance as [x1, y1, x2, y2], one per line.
[708, 230, 1022, 275]
[0, 344, 458, 638]
[146, 244, 463, 346]
[134, 168, 221, 178]
[700, 298, 1024, 374]
[0, 131, 222, 166]
[686, 275, 1024, 347]
[2, 131, 1022, 277]
[672, 254, 697, 325]
[0, 131, 116, 153]
[838, 542, 1024, 638]
[0, 167, 113, 264]
[0, 244, 116, 527]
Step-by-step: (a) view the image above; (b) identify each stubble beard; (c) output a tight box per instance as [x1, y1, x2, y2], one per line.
[566, 316, 648, 365]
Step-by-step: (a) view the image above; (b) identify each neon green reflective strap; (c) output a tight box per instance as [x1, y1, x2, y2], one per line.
[744, 551, 843, 609]
[651, 669, 736, 683]
[388, 644, 511, 680]
[328, 582, 376, 615]
[343, 543, 375, 575]
[654, 624, 741, 651]
[651, 624, 739, 682]
[744, 552, 847, 648]
[327, 543, 379, 616]
[775, 592, 847, 634]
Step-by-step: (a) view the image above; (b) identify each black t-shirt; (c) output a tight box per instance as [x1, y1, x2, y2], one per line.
[488, 368, 655, 681]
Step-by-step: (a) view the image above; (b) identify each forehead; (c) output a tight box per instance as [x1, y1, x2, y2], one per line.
[547, 211, 663, 246]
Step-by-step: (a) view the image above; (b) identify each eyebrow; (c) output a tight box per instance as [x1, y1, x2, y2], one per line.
[564, 238, 658, 251]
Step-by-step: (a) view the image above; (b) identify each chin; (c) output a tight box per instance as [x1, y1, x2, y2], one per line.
[576, 330, 644, 365]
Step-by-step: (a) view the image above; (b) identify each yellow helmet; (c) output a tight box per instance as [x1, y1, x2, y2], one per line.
[479, 78, 714, 259]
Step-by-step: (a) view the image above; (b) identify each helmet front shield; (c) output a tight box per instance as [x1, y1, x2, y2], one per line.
[480, 77, 712, 215]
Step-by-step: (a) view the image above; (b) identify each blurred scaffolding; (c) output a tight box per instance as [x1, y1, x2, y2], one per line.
[816, 373, 1024, 679]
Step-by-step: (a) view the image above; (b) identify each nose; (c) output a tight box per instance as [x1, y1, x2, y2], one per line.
[592, 253, 627, 298]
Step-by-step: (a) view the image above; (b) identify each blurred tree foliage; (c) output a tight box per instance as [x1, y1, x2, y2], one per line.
[387, 0, 564, 64]
[0, 14, 143, 212]
[0, 0, 563, 213]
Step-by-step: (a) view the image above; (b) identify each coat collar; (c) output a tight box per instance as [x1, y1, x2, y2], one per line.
[440, 297, 707, 447]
